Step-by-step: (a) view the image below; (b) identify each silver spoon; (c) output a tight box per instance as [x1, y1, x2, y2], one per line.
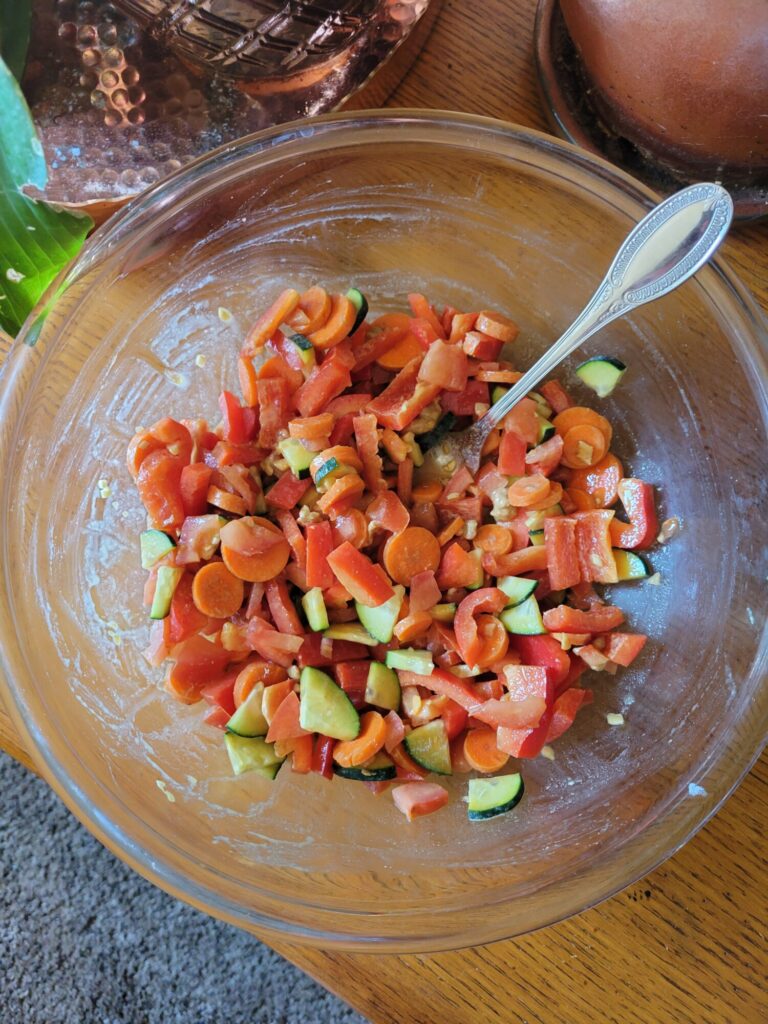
[422, 182, 733, 477]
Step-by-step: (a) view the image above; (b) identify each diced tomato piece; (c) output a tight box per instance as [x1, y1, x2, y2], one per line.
[137, 450, 185, 531]
[502, 397, 539, 446]
[200, 671, 238, 717]
[438, 699, 468, 741]
[298, 633, 369, 667]
[265, 577, 304, 635]
[436, 542, 483, 590]
[502, 664, 553, 704]
[498, 429, 527, 476]
[471, 695, 546, 730]
[454, 588, 508, 667]
[545, 688, 593, 742]
[557, 652, 588, 695]
[409, 317, 441, 350]
[294, 352, 352, 418]
[176, 513, 226, 564]
[312, 734, 336, 779]
[245, 617, 303, 666]
[272, 509, 306, 568]
[409, 570, 441, 613]
[367, 490, 410, 534]
[526, 433, 564, 477]
[539, 379, 573, 414]
[574, 509, 618, 583]
[603, 632, 648, 666]
[180, 462, 212, 516]
[440, 379, 489, 416]
[392, 782, 449, 821]
[203, 705, 231, 729]
[167, 572, 209, 644]
[256, 378, 292, 448]
[436, 495, 483, 524]
[383, 710, 406, 752]
[544, 516, 581, 590]
[169, 635, 230, 694]
[497, 710, 553, 759]
[510, 634, 571, 690]
[610, 479, 658, 551]
[266, 470, 312, 510]
[418, 339, 469, 392]
[543, 603, 624, 633]
[334, 660, 371, 708]
[325, 393, 372, 417]
[367, 358, 441, 431]
[327, 542, 395, 608]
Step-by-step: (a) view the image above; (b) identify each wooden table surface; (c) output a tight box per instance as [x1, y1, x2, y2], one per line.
[2, 1, 766, 1022]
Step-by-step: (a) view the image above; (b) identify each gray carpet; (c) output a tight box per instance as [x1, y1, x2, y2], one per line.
[0, 753, 368, 1024]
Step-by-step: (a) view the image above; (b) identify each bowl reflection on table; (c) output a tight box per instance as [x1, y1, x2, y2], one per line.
[0, 111, 766, 952]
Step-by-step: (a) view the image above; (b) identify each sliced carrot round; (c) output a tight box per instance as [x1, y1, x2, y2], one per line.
[308, 294, 356, 350]
[383, 526, 441, 585]
[333, 711, 387, 768]
[561, 424, 608, 469]
[220, 516, 291, 583]
[393, 611, 433, 643]
[524, 480, 563, 510]
[238, 356, 259, 408]
[243, 288, 301, 354]
[371, 313, 423, 369]
[553, 406, 612, 447]
[567, 452, 623, 506]
[310, 445, 364, 480]
[207, 485, 248, 516]
[287, 285, 332, 335]
[192, 562, 245, 618]
[474, 524, 513, 556]
[316, 473, 365, 516]
[507, 473, 551, 507]
[475, 310, 519, 343]
[234, 661, 288, 707]
[566, 487, 595, 511]
[474, 614, 509, 666]
[463, 727, 510, 773]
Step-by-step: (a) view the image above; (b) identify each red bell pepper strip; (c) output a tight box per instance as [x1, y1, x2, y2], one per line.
[545, 687, 594, 742]
[496, 710, 553, 759]
[440, 379, 489, 416]
[510, 634, 571, 691]
[497, 429, 527, 476]
[312, 734, 336, 779]
[502, 664, 553, 705]
[297, 632, 369, 667]
[294, 352, 352, 418]
[407, 293, 445, 338]
[334, 660, 371, 708]
[351, 324, 408, 370]
[397, 668, 483, 715]
[256, 378, 292, 448]
[610, 479, 658, 550]
[219, 390, 251, 444]
[544, 516, 581, 590]
[462, 331, 503, 361]
[353, 413, 386, 493]
[245, 617, 303, 667]
[265, 470, 312, 510]
[272, 509, 306, 568]
[366, 358, 441, 431]
[305, 522, 335, 589]
[539, 379, 573, 414]
[167, 573, 211, 645]
[265, 577, 304, 635]
[327, 542, 396, 607]
[603, 632, 648, 666]
[574, 509, 619, 583]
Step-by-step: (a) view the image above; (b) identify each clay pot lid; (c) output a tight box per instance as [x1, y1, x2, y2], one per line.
[534, 0, 768, 221]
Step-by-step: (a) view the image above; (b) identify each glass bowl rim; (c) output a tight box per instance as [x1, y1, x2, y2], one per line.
[1, 108, 766, 952]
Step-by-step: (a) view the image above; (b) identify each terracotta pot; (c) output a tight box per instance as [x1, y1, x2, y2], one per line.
[559, 0, 768, 182]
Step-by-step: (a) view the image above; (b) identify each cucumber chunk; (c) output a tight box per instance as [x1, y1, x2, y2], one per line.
[385, 648, 434, 674]
[529, 529, 545, 547]
[323, 622, 378, 645]
[226, 683, 268, 738]
[140, 529, 175, 570]
[290, 333, 316, 371]
[365, 662, 401, 711]
[497, 575, 538, 607]
[356, 585, 405, 643]
[431, 602, 457, 623]
[536, 417, 556, 444]
[500, 595, 546, 635]
[334, 751, 396, 781]
[576, 356, 627, 398]
[524, 504, 563, 531]
[467, 773, 524, 820]
[302, 587, 329, 632]
[278, 438, 313, 477]
[346, 287, 369, 333]
[149, 566, 183, 620]
[417, 412, 456, 452]
[613, 549, 651, 581]
[224, 734, 284, 778]
[404, 720, 452, 775]
[298, 667, 360, 741]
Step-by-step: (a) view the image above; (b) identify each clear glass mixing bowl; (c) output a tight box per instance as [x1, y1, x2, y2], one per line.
[0, 111, 765, 952]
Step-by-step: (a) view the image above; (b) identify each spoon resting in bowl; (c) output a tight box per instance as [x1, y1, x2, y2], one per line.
[421, 182, 733, 478]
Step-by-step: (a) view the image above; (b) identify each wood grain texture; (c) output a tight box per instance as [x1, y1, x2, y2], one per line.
[2, 1, 766, 1022]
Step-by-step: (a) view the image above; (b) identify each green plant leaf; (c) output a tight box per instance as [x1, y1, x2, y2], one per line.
[0, 0, 32, 82]
[0, 55, 92, 336]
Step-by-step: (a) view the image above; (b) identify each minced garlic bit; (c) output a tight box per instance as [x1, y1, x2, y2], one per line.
[218, 306, 233, 322]
[97, 478, 112, 500]
[155, 779, 176, 803]
[606, 712, 625, 726]
[463, 519, 478, 540]
[164, 369, 188, 388]
[540, 745, 556, 761]
[287, 665, 300, 680]
[474, 403, 490, 417]
[195, 353, 207, 368]
[656, 516, 680, 544]
[646, 572, 662, 586]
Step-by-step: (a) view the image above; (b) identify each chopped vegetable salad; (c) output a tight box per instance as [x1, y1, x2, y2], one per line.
[129, 286, 658, 822]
